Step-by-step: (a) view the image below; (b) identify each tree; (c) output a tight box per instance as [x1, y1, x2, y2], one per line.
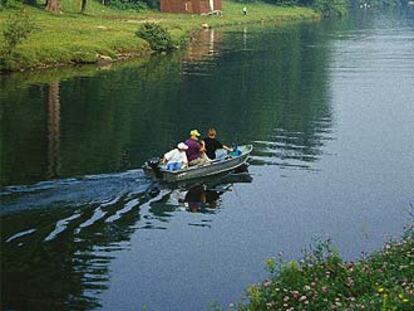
[46, 0, 60, 13]
[81, 0, 87, 13]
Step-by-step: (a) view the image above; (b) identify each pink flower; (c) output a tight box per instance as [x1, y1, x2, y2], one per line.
[291, 291, 300, 299]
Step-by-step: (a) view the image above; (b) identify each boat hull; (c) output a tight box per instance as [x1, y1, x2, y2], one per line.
[144, 145, 253, 183]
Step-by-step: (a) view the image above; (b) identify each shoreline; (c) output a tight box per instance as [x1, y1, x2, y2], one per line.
[0, 1, 320, 73]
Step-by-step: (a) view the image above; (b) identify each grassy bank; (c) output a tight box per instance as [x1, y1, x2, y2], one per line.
[0, 1, 319, 71]
[237, 225, 414, 310]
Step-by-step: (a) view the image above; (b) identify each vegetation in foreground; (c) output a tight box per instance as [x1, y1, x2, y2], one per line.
[0, 0, 320, 71]
[238, 224, 414, 310]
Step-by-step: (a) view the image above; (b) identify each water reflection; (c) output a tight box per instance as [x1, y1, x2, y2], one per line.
[1, 11, 413, 311]
[47, 82, 61, 179]
[1, 22, 334, 187]
[1, 165, 252, 310]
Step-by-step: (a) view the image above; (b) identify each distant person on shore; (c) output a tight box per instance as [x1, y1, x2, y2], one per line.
[202, 128, 232, 160]
[185, 129, 210, 166]
[243, 6, 247, 16]
[161, 142, 189, 171]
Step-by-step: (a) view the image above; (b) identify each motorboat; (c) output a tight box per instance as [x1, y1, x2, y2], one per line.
[143, 145, 253, 183]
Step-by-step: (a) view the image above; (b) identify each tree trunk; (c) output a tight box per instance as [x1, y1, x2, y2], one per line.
[81, 0, 87, 13]
[45, 0, 59, 13]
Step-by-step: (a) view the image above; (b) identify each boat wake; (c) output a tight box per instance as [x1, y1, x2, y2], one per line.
[1, 168, 252, 245]
[0, 169, 152, 214]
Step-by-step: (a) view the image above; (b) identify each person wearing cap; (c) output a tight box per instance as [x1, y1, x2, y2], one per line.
[161, 142, 189, 171]
[185, 129, 209, 166]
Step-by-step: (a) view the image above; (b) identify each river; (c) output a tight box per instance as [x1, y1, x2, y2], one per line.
[1, 9, 413, 311]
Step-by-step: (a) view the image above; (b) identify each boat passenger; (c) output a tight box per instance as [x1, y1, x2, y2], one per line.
[161, 142, 189, 171]
[202, 128, 233, 160]
[185, 129, 210, 166]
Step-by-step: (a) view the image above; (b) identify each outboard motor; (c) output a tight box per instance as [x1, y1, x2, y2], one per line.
[146, 157, 163, 179]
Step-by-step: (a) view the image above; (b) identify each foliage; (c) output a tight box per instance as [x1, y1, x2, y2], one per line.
[360, 0, 410, 8]
[239, 225, 414, 310]
[239, 0, 350, 16]
[106, 0, 159, 10]
[1, 9, 34, 56]
[135, 22, 174, 52]
[0, 1, 318, 71]
[0, 0, 8, 9]
[311, 0, 348, 16]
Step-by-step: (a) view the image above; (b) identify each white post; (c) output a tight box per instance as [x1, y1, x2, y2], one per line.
[209, 0, 214, 12]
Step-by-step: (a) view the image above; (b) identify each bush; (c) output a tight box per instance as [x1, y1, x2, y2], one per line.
[135, 22, 174, 52]
[106, 0, 159, 10]
[238, 227, 414, 310]
[1, 9, 34, 56]
[312, 0, 348, 17]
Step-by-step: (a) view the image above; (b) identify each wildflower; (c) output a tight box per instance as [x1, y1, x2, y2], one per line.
[291, 291, 300, 299]
[298, 296, 307, 302]
[283, 296, 290, 302]
[304, 285, 311, 291]
[403, 298, 409, 303]
[263, 280, 271, 288]
[377, 287, 384, 293]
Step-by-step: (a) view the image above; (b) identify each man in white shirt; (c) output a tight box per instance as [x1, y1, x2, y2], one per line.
[162, 142, 189, 171]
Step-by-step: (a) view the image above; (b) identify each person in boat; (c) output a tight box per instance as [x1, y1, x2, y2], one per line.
[161, 142, 189, 171]
[185, 129, 210, 166]
[202, 127, 233, 160]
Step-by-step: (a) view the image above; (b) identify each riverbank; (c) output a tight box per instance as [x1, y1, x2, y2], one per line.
[0, 1, 319, 72]
[237, 225, 414, 310]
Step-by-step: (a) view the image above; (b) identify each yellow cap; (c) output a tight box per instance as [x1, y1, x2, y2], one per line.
[190, 129, 201, 137]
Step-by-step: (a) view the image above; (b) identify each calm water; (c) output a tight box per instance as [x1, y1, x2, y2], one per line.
[1, 10, 414, 311]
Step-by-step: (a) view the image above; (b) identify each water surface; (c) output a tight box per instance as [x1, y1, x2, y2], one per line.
[1, 10, 414, 311]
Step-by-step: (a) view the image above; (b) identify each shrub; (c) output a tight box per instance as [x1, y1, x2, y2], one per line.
[106, 0, 159, 10]
[1, 9, 35, 56]
[135, 22, 174, 52]
[238, 227, 414, 310]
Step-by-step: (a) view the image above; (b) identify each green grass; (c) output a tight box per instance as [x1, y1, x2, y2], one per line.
[0, 0, 319, 71]
[237, 225, 414, 310]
